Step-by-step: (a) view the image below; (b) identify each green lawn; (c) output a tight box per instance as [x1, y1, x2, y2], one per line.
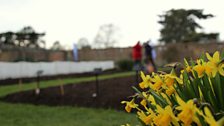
[0, 72, 140, 126]
[0, 102, 139, 126]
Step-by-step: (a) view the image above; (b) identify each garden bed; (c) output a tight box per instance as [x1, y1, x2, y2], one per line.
[0, 76, 137, 110]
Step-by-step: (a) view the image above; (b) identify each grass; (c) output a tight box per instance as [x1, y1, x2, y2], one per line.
[0, 71, 139, 126]
[0, 71, 134, 97]
[0, 102, 139, 126]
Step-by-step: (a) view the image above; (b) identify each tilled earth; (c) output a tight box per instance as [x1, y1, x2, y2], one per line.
[1, 76, 139, 110]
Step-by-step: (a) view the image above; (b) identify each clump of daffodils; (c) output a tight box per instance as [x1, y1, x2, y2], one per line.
[122, 51, 224, 126]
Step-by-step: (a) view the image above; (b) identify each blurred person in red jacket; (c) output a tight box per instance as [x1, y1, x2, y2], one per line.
[132, 41, 142, 83]
[132, 41, 142, 69]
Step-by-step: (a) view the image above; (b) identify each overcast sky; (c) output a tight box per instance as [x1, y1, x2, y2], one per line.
[0, 0, 223, 49]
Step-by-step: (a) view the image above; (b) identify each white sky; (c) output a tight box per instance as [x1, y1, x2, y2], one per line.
[0, 0, 224, 49]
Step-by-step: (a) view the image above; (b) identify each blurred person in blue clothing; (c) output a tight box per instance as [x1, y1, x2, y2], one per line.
[144, 40, 157, 73]
[73, 43, 78, 62]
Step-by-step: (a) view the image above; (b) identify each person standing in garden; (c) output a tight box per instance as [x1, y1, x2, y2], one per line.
[73, 43, 78, 62]
[144, 40, 157, 73]
[132, 41, 142, 83]
[132, 41, 142, 68]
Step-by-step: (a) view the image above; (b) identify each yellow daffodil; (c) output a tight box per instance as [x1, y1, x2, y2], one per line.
[176, 96, 201, 126]
[181, 66, 192, 74]
[148, 94, 156, 105]
[207, 51, 220, 64]
[121, 99, 138, 113]
[193, 60, 205, 78]
[164, 69, 183, 87]
[140, 99, 147, 107]
[151, 74, 164, 91]
[206, 51, 224, 77]
[202, 107, 219, 126]
[183, 58, 192, 73]
[137, 109, 155, 125]
[186, 65, 192, 73]
[140, 92, 156, 107]
[153, 105, 179, 126]
[165, 77, 174, 87]
[204, 62, 213, 77]
[139, 71, 152, 89]
[165, 86, 176, 96]
[192, 52, 224, 78]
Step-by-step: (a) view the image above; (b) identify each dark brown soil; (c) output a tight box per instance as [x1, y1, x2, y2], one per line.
[0, 76, 139, 110]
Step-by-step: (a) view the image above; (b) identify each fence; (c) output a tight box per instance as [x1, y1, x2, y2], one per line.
[0, 61, 114, 80]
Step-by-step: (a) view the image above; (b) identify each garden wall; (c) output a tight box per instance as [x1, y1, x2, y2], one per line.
[0, 61, 114, 80]
[0, 42, 224, 65]
[78, 42, 224, 65]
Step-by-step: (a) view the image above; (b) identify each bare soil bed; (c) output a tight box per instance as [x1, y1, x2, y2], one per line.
[0, 76, 138, 110]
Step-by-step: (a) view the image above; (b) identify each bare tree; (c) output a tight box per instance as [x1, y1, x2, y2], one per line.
[93, 24, 119, 48]
[77, 38, 91, 49]
[50, 41, 64, 50]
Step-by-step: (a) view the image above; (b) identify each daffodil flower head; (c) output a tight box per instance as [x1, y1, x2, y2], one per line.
[186, 65, 192, 73]
[165, 69, 183, 86]
[148, 94, 156, 105]
[176, 96, 201, 126]
[140, 99, 147, 107]
[203, 107, 219, 126]
[137, 110, 155, 125]
[165, 76, 175, 87]
[121, 99, 138, 113]
[193, 59, 206, 78]
[206, 51, 224, 77]
[206, 51, 220, 64]
[153, 105, 179, 126]
[141, 92, 156, 106]
[204, 62, 213, 77]
[139, 71, 153, 89]
[165, 86, 176, 96]
[183, 58, 192, 73]
[151, 74, 164, 91]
